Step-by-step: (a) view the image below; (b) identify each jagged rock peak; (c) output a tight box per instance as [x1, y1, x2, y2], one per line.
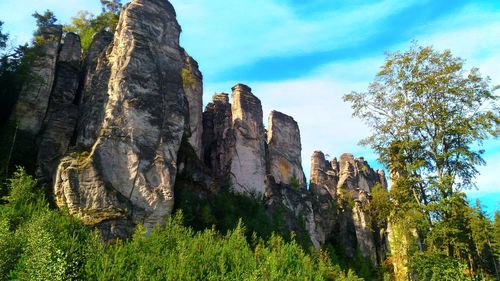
[267, 110, 306, 188]
[55, 0, 188, 237]
[310, 150, 338, 198]
[230, 83, 267, 194]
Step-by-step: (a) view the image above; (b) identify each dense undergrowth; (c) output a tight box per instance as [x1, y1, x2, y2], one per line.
[0, 167, 364, 281]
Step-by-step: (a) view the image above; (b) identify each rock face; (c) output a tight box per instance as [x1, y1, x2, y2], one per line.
[229, 84, 267, 194]
[310, 151, 387, 266]
[76, 31, 114, 148]
[181, 49, 203, 159]
[267, 111, 306, 188]
[37, 32, 82, 182]
[55, 0, 188, 233]
[13, 25, 62, 135]
[202, 93, 234, 184]
[8, 0, 393, 264]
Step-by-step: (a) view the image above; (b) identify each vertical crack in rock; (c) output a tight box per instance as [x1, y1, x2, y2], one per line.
[13, 25, 62, 135]
[37, 32, 82, 183]
[55, 0, 188, 236]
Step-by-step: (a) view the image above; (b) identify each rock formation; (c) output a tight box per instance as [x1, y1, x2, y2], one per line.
[76, 31, 113, 147]
[267, 111, 306, 188]
[310, 151, 388, 266]
[13, 25, 62, 135]
[202, 93, 234, 184]
[55, 0, 188, 235]
[229, 84, 267, 194]
[181, 49, 203, 159]
[7, 0, 391, 266]
[36, 32, 82, 182]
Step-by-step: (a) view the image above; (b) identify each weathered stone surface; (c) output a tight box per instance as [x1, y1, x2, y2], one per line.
[267, 111, 305, 188]
[13, 25, 62, 135]
[181, 49, 203, 159]
[55, 0, 188, 231]
[76, 31, 114, 147]
[58, 32, 81, 62]
[229, 84, 267, 194]
[309, 151, 387, 265]
[310, 151, 338, 198]
[37, 33, 82, 182]
[338, 153, 382, 193]
[265, 176, 321, 248]
[202, 93, 234, 184]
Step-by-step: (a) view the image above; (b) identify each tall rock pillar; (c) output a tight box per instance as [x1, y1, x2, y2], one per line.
[229, 84, 267, 194]
[54, 0, 188, 237]
[13, 25, 62, 135]
[37, 32, 82, 182]
[181, 49, 203, 159]
[267, 110, 305, 188]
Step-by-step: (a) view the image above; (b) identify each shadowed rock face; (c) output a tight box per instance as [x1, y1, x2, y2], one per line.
[55, 0, 188, 234]
[202, 93, 234, 184]
[37, 33, 82, 182]
[229, 84, 267, 194]
[310, 150, 387, 266]
[13, 25, 62, 135]
[76, 31, 114, 148]
[267, 111, 306, 188]
[181, 49, 203, 159]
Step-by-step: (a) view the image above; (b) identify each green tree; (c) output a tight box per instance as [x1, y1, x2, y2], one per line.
[344, 43, 498, 215]
[32, 10, 57, 28]
[344, 43, 499, 277]
[0, 21, 8, 50]
[64, 1, 122, 52]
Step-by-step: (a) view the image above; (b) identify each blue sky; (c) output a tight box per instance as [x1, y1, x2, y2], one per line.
[0, 0, 499, 215]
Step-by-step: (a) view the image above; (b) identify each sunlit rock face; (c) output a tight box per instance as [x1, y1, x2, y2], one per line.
[76, 31, 114, 148]
[267, 110, 306, 189]
[54, 0, 188, 236]
[181, 49, 203, 159]
[229, 84, 267, 194]
[309, 151, 388, 266]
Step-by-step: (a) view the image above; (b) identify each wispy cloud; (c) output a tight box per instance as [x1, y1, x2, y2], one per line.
[172, 0, 425, 77]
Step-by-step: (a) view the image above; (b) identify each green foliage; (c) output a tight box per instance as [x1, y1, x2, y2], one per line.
[0, 21, 7, 50]
[0, 168, 360, 280]
[174, 181, 294, 244]
[64, 1, 122, 52]
[344, 43, 499, 278]
[367, 183, 391, 227]
[494, 211, 500, 260]
[32, 10, 57, 28]
[410, 253, 468, 281]
[290, 176, 300, 189]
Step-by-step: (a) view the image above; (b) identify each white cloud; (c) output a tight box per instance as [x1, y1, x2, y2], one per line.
[171, 0, 424, 76]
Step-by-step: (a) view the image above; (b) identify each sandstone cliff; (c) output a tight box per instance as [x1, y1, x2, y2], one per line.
[55, 0, 189, 236]
[8, 0, 390, 266]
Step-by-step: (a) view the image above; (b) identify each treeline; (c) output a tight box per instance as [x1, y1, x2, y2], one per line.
[0, 168, 364, 281]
